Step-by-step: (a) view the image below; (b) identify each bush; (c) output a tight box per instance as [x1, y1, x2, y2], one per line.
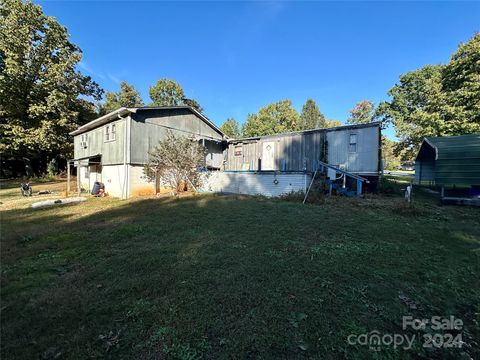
[46, 159, 58, 177]
[378, 176, 396, 195]
[278, 190, 305, 202]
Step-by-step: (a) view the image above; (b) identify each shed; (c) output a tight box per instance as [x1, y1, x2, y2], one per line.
[415, 134, 480, 187]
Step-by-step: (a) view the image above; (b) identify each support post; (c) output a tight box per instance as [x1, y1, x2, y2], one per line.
[77, 162, 81, 197]
[357, 179, 363, 197]
[303, 170, 317, 204]
[441, 186, 445, 199]
[67, 161, 71, 194]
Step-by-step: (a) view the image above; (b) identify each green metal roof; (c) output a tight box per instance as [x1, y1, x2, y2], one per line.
[420, 134, 480, 186]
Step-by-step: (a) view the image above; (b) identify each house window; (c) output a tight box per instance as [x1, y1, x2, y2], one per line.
[80, 133, 88, 148]
[234, 145, 243, 156]
[349, 134, 357, 152]
[105, 123, 116, 142]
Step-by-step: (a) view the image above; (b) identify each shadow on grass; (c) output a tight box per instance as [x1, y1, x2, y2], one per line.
[1, 194, 479, 359]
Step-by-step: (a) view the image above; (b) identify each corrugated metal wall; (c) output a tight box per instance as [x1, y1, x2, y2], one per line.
[130, 109, 224, 168]
[225, 124, 380, 174]
[73, 118, 126, 164]
[415, 161, 435, 182]
[200, 172, 310, 197]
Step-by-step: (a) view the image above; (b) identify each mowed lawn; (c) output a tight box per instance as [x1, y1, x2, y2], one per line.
[1, 180, 479, 359]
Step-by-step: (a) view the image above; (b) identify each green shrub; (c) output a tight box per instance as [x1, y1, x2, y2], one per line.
[46, 159, 58, 177]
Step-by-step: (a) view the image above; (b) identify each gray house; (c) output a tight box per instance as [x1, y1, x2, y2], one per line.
[70, 106, 226, 198]
[71, 107, 381, 198]
[208, 122, 381, 196]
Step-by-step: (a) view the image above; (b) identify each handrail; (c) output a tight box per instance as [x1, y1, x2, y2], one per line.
[316, 160, 370, 183]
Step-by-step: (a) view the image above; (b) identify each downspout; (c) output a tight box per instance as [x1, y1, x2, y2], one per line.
[119, 113, 129, 199]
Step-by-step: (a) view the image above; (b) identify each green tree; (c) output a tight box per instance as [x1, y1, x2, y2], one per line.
[0, 0, 103, 172]
[298, 99, 326, 130]
[378, 65, 447, 157]
[103, 80, 144, 113]
[220, 117, 240, 138]
[241, 99, 299, 137]
[442, 33, 480, 131]
[379, 33, 480, 157]
[382, 137, 403, 170]
[324, 119, 342, 128]
[149, 78, 185, 106]
[347, 100, 376, 124]
[149, 78, 203, 113]
[182, 98, 203, 113]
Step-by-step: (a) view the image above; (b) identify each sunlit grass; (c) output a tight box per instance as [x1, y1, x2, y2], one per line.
[1, 179, 479, 359]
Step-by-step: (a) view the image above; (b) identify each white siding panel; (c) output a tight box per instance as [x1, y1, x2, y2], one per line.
[200, 172, 310, 197]
[102, 164, 127, 198]
[129, 165, 155, 196]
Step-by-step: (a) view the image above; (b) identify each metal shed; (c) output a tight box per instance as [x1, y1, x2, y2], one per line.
[415, 134, 480, 187]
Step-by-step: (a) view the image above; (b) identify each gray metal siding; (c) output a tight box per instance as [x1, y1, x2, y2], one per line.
[226, 125, 379, 174]
[73, 118, 126, 165]
[130, 109, 224, 165]
[327, 126, 379, 173]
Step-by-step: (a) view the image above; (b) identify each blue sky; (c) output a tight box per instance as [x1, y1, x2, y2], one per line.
[39, 1, 479, 139]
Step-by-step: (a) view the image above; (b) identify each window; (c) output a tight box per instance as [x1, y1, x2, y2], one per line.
[111, 123, 116, 140]
[234, 145, 243, 156]
[105, 123, 116, 142]
[80, 133, 88, 148]
[349, 134, 357, 152]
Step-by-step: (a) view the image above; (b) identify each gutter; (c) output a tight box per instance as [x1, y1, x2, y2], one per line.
[70, 107, 133, 136]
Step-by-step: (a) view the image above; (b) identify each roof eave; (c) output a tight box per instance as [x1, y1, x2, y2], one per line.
[69, 107, 134, 136]
[229, 121, 382, 143]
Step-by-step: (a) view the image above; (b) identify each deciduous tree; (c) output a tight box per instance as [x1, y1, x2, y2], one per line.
[378, 33, 480, 157]
[103, 80, 144, 113]
[220, 118, 241, 138]
[149, 78, 203, 113]
[143, 131, 206, 192]
[324, 119, 342, 128]
[241, 99, 299, 137]
[0, 0, 103, 172]
[347, 100, 376, 124]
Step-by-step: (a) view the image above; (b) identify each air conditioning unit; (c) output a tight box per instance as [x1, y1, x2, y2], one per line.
[80, 141, 88, 149]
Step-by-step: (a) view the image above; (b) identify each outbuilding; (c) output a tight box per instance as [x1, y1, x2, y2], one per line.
[415, 134, 480, 199]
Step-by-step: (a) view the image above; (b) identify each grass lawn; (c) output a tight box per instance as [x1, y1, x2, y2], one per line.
[1, 179, 479, 359]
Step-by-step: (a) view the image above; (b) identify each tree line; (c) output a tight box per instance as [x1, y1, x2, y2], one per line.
[1, 0, 479, 176]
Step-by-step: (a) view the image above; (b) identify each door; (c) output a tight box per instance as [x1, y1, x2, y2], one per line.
[262, 142, 275, 170]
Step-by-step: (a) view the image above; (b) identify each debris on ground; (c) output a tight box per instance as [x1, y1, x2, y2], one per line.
[398, 292, 421, 310]
[31, 197, 87, 209]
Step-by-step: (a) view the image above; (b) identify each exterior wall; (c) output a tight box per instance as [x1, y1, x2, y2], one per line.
[199, 171, 311, 197]
[102, 164, 128, 198]
[78, 165, 89, 192]
[327, 126, 379, 174]
[129, 165, 156, 196]
[225, 124, 380, 175]
[226, 132, 327, 172]
[130, 108, 224, 167]
[415, 160, 435, 183]
[73, 118, 126, 165]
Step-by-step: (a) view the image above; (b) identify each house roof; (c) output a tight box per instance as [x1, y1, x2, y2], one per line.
[229, 121, 381, 143]
[416, 133, 480, 185]
[69, 106, 225, 137]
